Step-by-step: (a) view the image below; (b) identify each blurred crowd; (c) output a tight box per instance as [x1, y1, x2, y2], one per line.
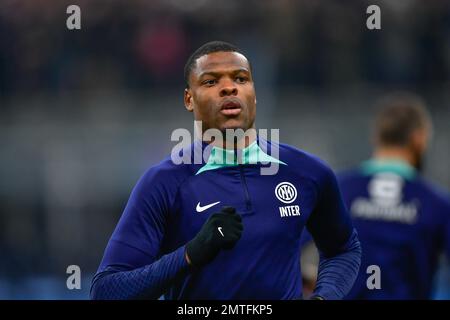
[1, 0, 450, 102]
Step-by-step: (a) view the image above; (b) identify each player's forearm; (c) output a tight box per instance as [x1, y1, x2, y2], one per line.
[312, 229, 361, 300]
[90, 245, 189, 300]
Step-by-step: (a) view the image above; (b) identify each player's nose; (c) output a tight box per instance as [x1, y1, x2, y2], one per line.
[219, 79, 238, 97]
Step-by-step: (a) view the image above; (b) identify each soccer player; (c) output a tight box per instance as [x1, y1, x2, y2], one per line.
[338, 93, 450, 299]
[90, 41, 361, 300]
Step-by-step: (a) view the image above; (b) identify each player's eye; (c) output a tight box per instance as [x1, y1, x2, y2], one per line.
[202, 79, 217, 86]
[235, 76, 248, 84]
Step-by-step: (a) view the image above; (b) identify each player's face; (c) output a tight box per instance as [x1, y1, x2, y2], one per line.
[184, 51, 256, 134]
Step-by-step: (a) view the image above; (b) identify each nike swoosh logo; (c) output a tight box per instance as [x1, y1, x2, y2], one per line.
[196, 201, 221, 213]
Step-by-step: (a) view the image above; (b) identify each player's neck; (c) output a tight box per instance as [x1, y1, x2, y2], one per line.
[373, 147, 415, 166]
[208, 128, 257, 150]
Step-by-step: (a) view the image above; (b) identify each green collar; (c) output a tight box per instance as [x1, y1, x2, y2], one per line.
[360, 158, 416, 180]
[195, 140, 286, 175]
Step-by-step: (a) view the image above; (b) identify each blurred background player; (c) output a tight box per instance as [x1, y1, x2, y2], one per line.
[338, 93, 450, 299]
[300, 93, 450, 299]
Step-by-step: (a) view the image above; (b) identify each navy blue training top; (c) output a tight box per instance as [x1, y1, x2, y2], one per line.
[91, 138, 361, 300]
[339, 159, 450, 299]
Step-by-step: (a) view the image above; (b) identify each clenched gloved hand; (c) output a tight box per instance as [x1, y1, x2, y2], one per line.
[185, 206, 243, 268]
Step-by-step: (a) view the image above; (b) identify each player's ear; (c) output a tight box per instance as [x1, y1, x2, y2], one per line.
[411, 129, 428, 154]
[184, 88, 194, 112]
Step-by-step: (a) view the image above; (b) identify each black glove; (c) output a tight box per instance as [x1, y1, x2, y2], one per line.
[186, 206, 243, 268]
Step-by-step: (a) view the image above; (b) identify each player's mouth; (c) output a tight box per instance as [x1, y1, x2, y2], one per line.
[219, 98, 242, 116]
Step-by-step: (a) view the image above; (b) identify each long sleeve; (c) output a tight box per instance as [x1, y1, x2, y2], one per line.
[311, 230, 361, 300]
[306, 162, 362, 300]
[442, 198, 450, 264]
[91, 245, 189, 299]
[90, 163, 190, 300]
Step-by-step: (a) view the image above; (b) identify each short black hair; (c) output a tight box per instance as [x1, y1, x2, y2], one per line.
[373, 92, 432, 147]
[184, 41, 245, 88]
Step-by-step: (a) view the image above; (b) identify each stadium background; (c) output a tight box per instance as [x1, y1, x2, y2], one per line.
[0, 0, 449, 299]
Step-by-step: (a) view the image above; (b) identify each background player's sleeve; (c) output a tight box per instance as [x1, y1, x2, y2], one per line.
[90, 166, 190, 300]
[443, 198, 450, 260]
[306, 162, 362, 300]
